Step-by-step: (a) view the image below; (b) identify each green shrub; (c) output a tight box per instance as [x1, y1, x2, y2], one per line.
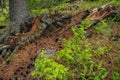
[27, 0, 69, 14]
[32, 23, 109, 79]
[0, 0, 9, 25]
[56, 26, 92, 67]
[79, 61, 108, 80]
[31, 50, 68, 80]
[38, 0, 69, 9]
[95, 20, 111, 37]
[56, 23, 109, 79]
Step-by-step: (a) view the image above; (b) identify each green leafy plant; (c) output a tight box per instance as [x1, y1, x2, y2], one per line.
[112, 71, 120, 80]
[56, 26, 92, 66]
[56, 23, 109, 79]
[31, 50, 68, 80]
[27, 0, 69, 15]
[32, 22, 109, 79]
[79, 61, 108, 80]
[38, 0, 69, 9]
[0, 0, 9, 25]
[92, 44, 111, 56]
[95, 20, 111, 37]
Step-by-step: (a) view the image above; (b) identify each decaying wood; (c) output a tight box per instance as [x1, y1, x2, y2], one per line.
[0, 4, 119, 62]
[7, 16, 41, 47]
[6, 16, 45, 61]
[86, 4, 117, 30]
[5, 14, 73, 61]
[0, 44, 13, 61]
[58, 10, 90, 35]
[7, 14, 72, 50]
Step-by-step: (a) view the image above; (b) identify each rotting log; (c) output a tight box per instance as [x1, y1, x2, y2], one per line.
[6, 16, 45, 61]
[0, 13, 72, 56]
[86, 4, 117, 30]
[7, 14, 72, 50]
[77, 4, 118, 37]
[0, 4, 118, 63]
[58, 10, 90, 35]
[58, 4, 118, 38]
[5, 14, 73, 62]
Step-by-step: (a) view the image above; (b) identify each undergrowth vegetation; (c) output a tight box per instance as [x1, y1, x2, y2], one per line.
[112, 71, 120, 80]
[31, 22, 110, 79]
[0, 0, 9, 25]
[32, 50, 68, 80]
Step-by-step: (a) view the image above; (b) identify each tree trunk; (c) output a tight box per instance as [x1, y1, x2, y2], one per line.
[9, 0, 30, 34]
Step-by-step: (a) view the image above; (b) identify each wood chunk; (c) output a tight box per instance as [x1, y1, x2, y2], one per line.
[88, 5, 116, 21]
[86, 5, 117, 30]
[30, 16, 40, 32]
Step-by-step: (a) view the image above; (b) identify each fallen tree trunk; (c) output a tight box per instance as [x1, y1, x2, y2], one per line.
[0, 4, 118, 63]
[2, 13, 73, 62]
[86, 4, 117, 30]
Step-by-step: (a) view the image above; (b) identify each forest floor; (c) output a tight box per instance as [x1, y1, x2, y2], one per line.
[0, 1, 120, 80]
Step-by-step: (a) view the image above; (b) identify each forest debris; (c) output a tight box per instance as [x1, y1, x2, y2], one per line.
[0, 13, 76, 64]
[5, 14, 72, 61]
[6, 14, 72, 49]
[86, 4, 117, 30]
[58, 10, 90, 35]
[0, 5, 120, 80]
[41, 14, 72, 27]
[0, 44, 12, 60]
[0, 4, 119, 63]
[0, 16, 41, 62]
[0, 45, 11, 52]
[6, 16, 44, 61]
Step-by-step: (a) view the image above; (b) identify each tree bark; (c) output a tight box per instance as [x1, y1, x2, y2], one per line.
[9, 0, 30, 34]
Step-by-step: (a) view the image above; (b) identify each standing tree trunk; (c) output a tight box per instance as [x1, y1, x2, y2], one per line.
[9, 0, 30, 34]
